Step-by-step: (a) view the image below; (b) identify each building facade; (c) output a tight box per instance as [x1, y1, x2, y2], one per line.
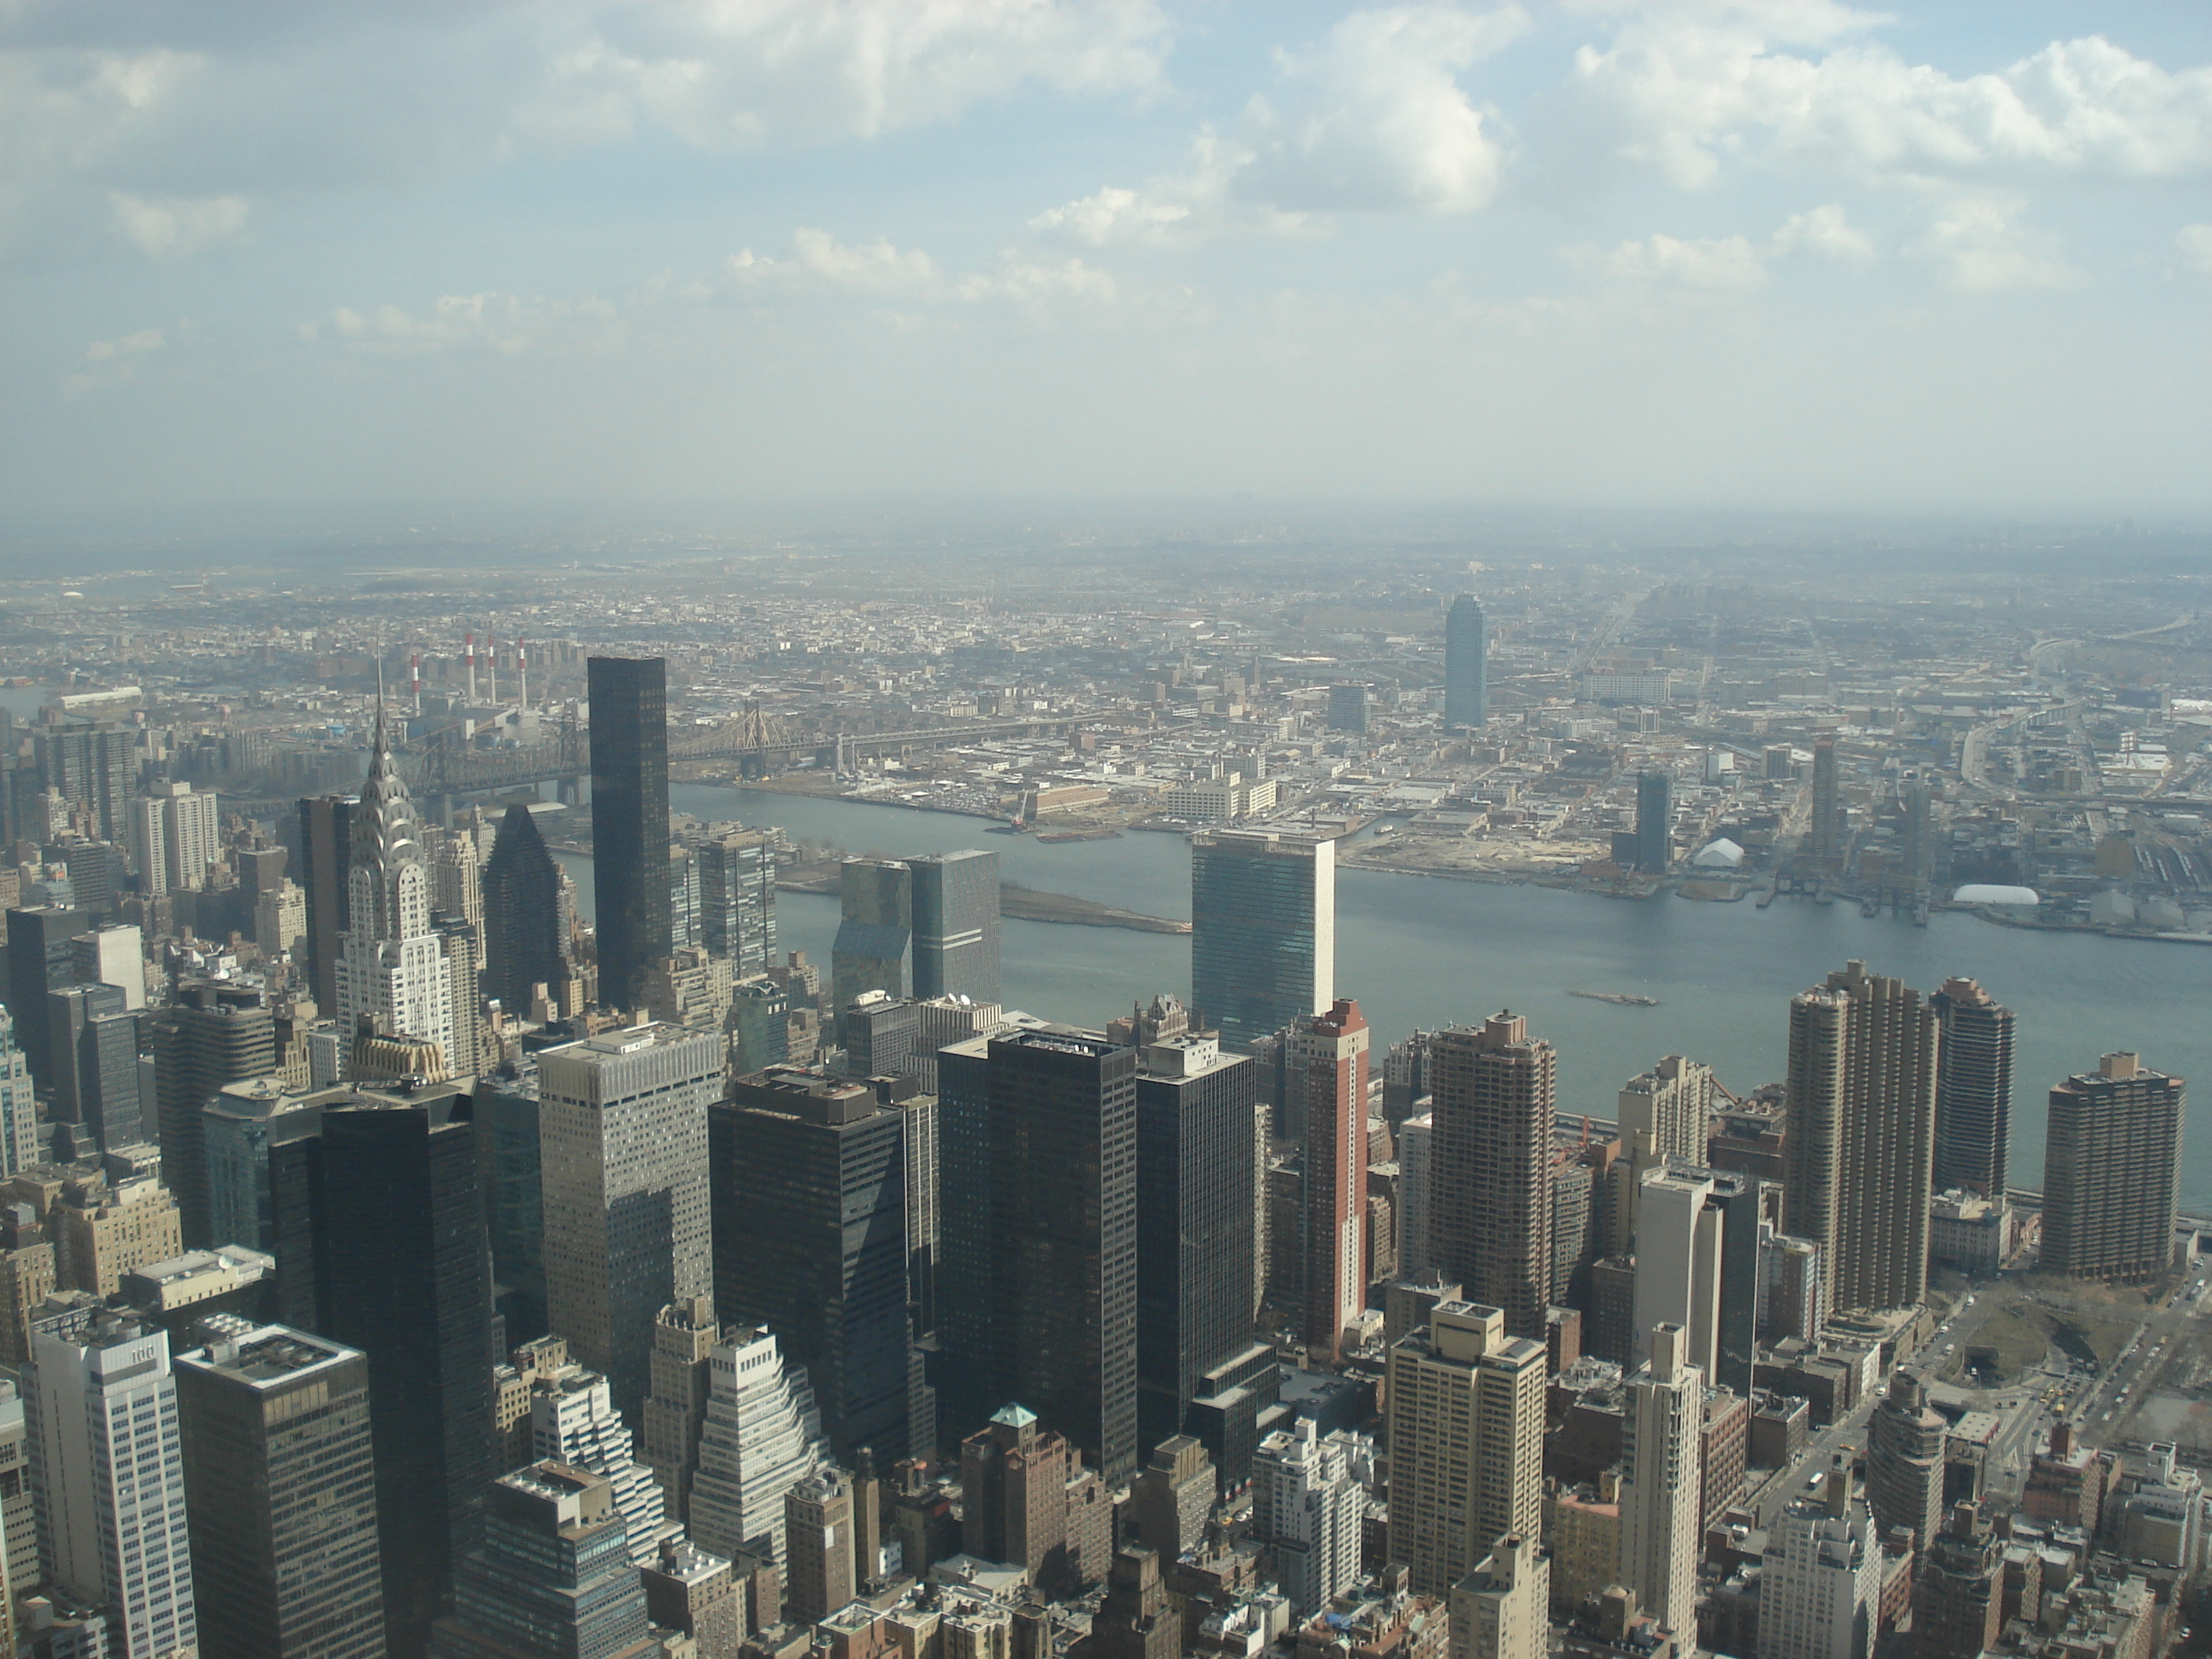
[1445, 594, 1488, 731]
[1620, 1324, 1703, 1642]
[1188, 830, 1334, 1053]
[1427, 1014, 1556, 1340]
[1931, 978, 2014, 1199]
[588, 656, 673, 1014]
[910, 850, 1001, 1002]
[1294, 999, 1371, 1366]
[2042, 1052, 2185, 1283]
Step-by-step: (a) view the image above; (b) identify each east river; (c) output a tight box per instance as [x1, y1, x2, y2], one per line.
[544, 783, 2212, 1207]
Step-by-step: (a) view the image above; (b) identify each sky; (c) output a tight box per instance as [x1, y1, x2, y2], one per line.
[5, 0, 2210, 528]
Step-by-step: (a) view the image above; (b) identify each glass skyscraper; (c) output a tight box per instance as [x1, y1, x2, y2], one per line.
[1445, 592, 1488, 730]
[911, 848, 1002, 1002]
[587, 656, 672, 1013]
[1189, 830, 1335, 1053]
[482, 802, 566, 1012]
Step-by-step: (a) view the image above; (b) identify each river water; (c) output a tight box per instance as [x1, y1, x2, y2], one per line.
[542, 784, 2212, 1207]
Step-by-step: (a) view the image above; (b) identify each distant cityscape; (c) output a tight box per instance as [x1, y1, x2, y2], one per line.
[0, 534, 2199, 1659]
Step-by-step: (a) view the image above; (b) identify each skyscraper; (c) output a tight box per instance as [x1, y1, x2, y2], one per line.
[1785, 961, 1938, 1314]
[1620, 1324, 1703, 1641]
[910, 849, 1002, 1002]
[1633, 771, 1672, 873]
[2042, 1051, 2185, 1284]
[34, 722, 134, 840]
[315, 1086, 495, 1659]
[7, 903, 89, 1091]
[0, 1005, 37, 1177]
[175, 1321, 385, 1659]
[1385, 1299, 1544, 1596]
[588, 656, 672, 1014]
[712, 1066, 914, 1460]
[150, 981, 278, 1247]
[1396, 1110, 1433, 1279]
[1760, 1459, 1879, 1659]
[782, 1470, 857, 1627]
[430, 1463, 662, 1659]
[481, 802, 567, 1013]
[640, 1294, 720, 1523]
[1189, 829, 1334, 1052]
[1293, 999, 1370, 1366]
[335, 710, 456, 1078]
[1445, 593, 1488, 731]
[1452, 1533, 1549, 1659]
[1867, 1370, 1945, 1555]
[1134, 1031, 1260, 1456]
[694, 830, 778, 972]
[938, 1027, 1140, 1484]
[27, 1313, 198, 1659]
[1251, 1419, 1367, 1617]
[1930, 977, 2014, 1199]
[538, 1025, 719, 1415]
[298, 792, 357, 1012]
[831, 859, 913, 1026]
[1327, 683, 1369, 735]
[688, 1326, 829, 1567]
[529, 1361, 680, 1566]
[1428, 1013, 1555, 1340]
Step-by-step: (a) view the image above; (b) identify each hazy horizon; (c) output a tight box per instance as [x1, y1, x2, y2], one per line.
[7, 0, 2210, 525]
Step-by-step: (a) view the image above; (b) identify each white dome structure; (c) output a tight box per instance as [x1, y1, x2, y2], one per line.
[1690, 837, 1745, 869]
[1950, 884, 2040, 907]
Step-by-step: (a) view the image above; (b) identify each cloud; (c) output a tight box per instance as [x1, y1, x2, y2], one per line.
[110, 191, 247, 258]
[63, 328, 165, 395]
[0, 2, 1174, 262]
[1564, 7, 2212, 189]
[2180, 225, 2212, 276]
[727, 228, 939, 298]
[304, 292, 624, 356]
[955, 255, 1119, 309]
[1586, 232, 1770, 291]
[1033, 2, 1525, 246]
[1771, 203, 1874, 262]
[1910, 196, 2085, 293]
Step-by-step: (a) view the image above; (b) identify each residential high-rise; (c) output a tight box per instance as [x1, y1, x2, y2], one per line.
[1632, 1163, 1758, 1393]
[298, 793, 358, 1012]
[782, 1470, 856, 1626]
[1428, 1014, 1555, 1340]
[2042, 1051, 2184, 1284]
[712, 1066, 914, 1460]
[430, 1463, 661, 1659]
[1385, 1300, 1545, 1596]
[831, 859, 913, 1028]
[641, 1295, 722, 1524]
[937, 1027, 1140, 1484]
[7, 903, 88, 1092]
[1761, 1459, 1879, 1659]
[530, 1361, 679, 1565]
[27, 1313, 198, 1659]
[1293, 999, 1370, 1366]
[1397, 1111, 1433, 1278]
[588, 655, 672, 1014]
[314, 1086, 496, 1659]
[1809, 736, 1841, 862]
[335, 710, 457, 1078]
[1452, 1533, 1549, 1659]
[642, 1538, 744, 1659]
[1620, 1324, 1703, 1641]
[1251, 1419, 1367, 1617]
[1128, 1435, 1214, 1562]
[151, 782, 220, 892]
[1633, 771, 1672, 874]
[46, 980, 131, 1143]
[1090, 1547, 1178, 1659]
[0, 1005, 37, 1177]
[1445, 593, 1488, 731]
[1784, 961, 1938, 1314]
[1932, 978, 2014, 1199]
[538, 1024, 719, 1415]
[71, 923, 145, 1009]
[1134, 1031, 1259, 1456]
[1867, 1371, 1946, 1555]
[695, 830, 778, 972]
[1189, 829, 1334, 1053]
[1912, 1503, 2002, 1659]
[1617, 1054, 1714, 1179]
[481, 803, 567, 1013]
[688, 1326, 829, 1567]
[175, 1320, 385, 1659]
[910, 849, 1001, 1002]
[958, 1404, 1111, 1593]
[150, 980, 278, 1247]
[34, 722, 133, 840]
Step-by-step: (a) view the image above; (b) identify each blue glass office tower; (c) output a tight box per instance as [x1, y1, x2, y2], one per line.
[1445, 593, 1488, 731]
[1189, 830, 1334, 1053]
[910, 849, 1001, 1002]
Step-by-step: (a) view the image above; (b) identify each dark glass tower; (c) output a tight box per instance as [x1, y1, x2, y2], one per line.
[6, 903, 89, 1091]
[910, 849, 1002, 1002]
[939, 1027, 1139, 1485]
[1635, 771, 1673, 873]
[480, 803, 565, 1012]
[1932, 977, 2014, 1198]
[150, 981, 277, 1247]
[314, 1086, 495, 1659]
[832, 859, 913, 1027]
[1189, 830, 1333, 1053]
[1133, 1035, 1259, 1458]
[474, 1066, 546, 1345]
[1445, 593, 1488, 730]
[711, 1068, 913, 1461]
[587, 656, 671, 1013]
[430, 1463, 654, 1659]
[297, 793, 357, 1014]
[176, 1323, 386, 1659]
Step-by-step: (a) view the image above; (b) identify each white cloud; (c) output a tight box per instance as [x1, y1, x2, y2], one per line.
[309, 292, 624, 356]
[1771, 203, 1874, 262]
[110, 191, 247, 258]
[63, 328, 165, 395]
[1587, 232, 1771, 291]
[1910, 196, 2085, 293]
[956, 255, 1119, 308]
[2179, 224, 2212, 276]
[1566, 8, 2212, 189]
[727, 229, 939, 297]
[1033, 2, 1525, 245]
